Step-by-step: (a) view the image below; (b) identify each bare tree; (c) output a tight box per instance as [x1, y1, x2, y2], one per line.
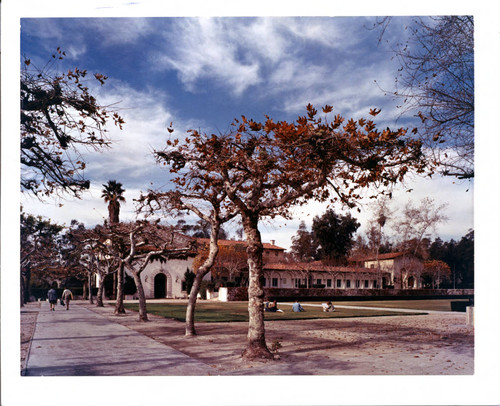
[392, 197, 449, 288]
[137, 188, 237, 335]
[374, 16, 474, 179]
[102, 221, 195, 321]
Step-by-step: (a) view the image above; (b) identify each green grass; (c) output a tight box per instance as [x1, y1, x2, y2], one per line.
[123, 301, 425, 323]
[322, 299, 470, 312]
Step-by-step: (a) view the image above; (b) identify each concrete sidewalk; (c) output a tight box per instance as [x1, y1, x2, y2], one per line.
[24, 301, 214, 376]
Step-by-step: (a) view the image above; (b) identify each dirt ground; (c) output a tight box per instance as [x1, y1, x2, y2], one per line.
[78, 301, 474, 375]
[20, 301, 41, 373]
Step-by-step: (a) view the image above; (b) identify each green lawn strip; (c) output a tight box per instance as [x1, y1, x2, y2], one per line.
[124, 302, 424, 323]
[310, 299, 469, 312]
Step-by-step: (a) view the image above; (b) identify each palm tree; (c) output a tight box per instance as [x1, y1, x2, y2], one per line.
[101, 180, 126, 224]
[101, 180, 126, 313]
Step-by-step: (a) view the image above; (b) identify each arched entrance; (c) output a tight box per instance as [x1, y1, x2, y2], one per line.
[154, 273, 167, 299]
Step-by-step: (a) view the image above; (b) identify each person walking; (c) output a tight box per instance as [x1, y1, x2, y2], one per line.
[47, 287, 58, 311]
[61, 287, 73, 310]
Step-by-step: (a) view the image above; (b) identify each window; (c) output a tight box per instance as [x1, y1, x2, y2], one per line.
[294, 278, 300, 288]
[327, 279, 332, 288]
[272, 278, 278, 287]
[282, 278, 287, 285]
[336, 279, 342, 288]
[373, 280, 378, 288]
[364, 280, 369, 288]
[346, 280, 351, 288]
[355, 280, 360, 288]
[316, 279, 322, 285]
[370, 264, 375, 269]
[262, 278, 266, 287]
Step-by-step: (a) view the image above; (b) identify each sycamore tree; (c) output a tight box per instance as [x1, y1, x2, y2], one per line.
[137, 186, 237, 335]
[21, 49, 125, 198]
[194, 240, 248, 285]
[67, 225, 118, 307]
[392, 197, 449, 288]
[100, 220, 195, 321]
[157, 104, 428, 360]
[60, 221, 99, 303]
[423, 259, 452, 288]
[21, 210, 64, 305]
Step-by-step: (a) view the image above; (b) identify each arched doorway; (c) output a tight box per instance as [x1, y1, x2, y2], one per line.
[154, 273, 167, 299]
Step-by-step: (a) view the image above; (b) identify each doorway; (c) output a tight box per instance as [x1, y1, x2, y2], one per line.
[154, 273, 167, 299]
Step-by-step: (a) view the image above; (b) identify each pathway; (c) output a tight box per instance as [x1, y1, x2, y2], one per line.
[24, 301, 214, 376]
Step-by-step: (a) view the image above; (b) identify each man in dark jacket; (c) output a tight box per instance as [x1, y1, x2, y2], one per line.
[47, 287, 58, 311]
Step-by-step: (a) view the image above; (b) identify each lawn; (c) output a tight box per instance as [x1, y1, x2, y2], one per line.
[123, 301, 425, 322]
[323, 299, 470, 312]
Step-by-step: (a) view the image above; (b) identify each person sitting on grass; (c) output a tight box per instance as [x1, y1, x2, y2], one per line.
[265, 300, 284, 313]
[322, 301, 335, 312]
[292, 300, 305, 312]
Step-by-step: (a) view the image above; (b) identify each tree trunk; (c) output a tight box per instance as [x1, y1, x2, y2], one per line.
[112, 272, 117, 300]
[114, 262, 126, 314]
[185, 221, 220, 336]
[185, 273, 203, 336]
[241, 213, 273, 360]
[96, 272, 104, 307]
[83, 280, 88, 300]
[88, 272, 94, 304]
[20, 274, 25, 307]
[131, 271, 148, 321]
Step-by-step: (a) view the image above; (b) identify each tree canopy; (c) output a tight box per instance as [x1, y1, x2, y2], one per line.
[21, 49, 125, 198]
[312, 209, 360, 265]
[101, 180, 126, 224]
[156, 104, 428, 359]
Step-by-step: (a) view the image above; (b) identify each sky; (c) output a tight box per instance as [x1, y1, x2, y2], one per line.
[17, 13, 475, 249]
[3, 1, 500, 405]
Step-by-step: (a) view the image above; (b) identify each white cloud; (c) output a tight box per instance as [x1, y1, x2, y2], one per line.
[259, 174, 473, 251]
[151, 17, 376, 98]
[154, 18, 261, 96]
[87, 18, 155, 46]
[20, 184, 146, 228]
[81, 81, 190, 188]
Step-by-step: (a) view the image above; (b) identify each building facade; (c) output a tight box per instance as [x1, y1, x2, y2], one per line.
[356, 252, 424, 289]
[262, 262, 390, 290]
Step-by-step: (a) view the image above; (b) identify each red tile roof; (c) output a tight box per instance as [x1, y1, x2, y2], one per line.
[196, 238, 286, 251]
[263, 261, 388, 274]
[353, 252, 405, 262]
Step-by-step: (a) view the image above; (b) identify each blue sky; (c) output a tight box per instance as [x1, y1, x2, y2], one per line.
[17, 14, 474, 248]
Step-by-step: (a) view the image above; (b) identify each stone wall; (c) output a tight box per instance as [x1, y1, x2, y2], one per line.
[220, 287, 474, 302]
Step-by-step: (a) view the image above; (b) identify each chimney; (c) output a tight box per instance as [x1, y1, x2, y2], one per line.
[270, 240, 275, 246]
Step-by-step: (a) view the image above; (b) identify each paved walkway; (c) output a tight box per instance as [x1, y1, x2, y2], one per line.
[24, 301, 213, 376]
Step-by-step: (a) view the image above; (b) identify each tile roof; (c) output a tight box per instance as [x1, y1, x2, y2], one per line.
[263, 261, 388, 274]
[196, 238, 286, 250]
[353, 252, 405, 262]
